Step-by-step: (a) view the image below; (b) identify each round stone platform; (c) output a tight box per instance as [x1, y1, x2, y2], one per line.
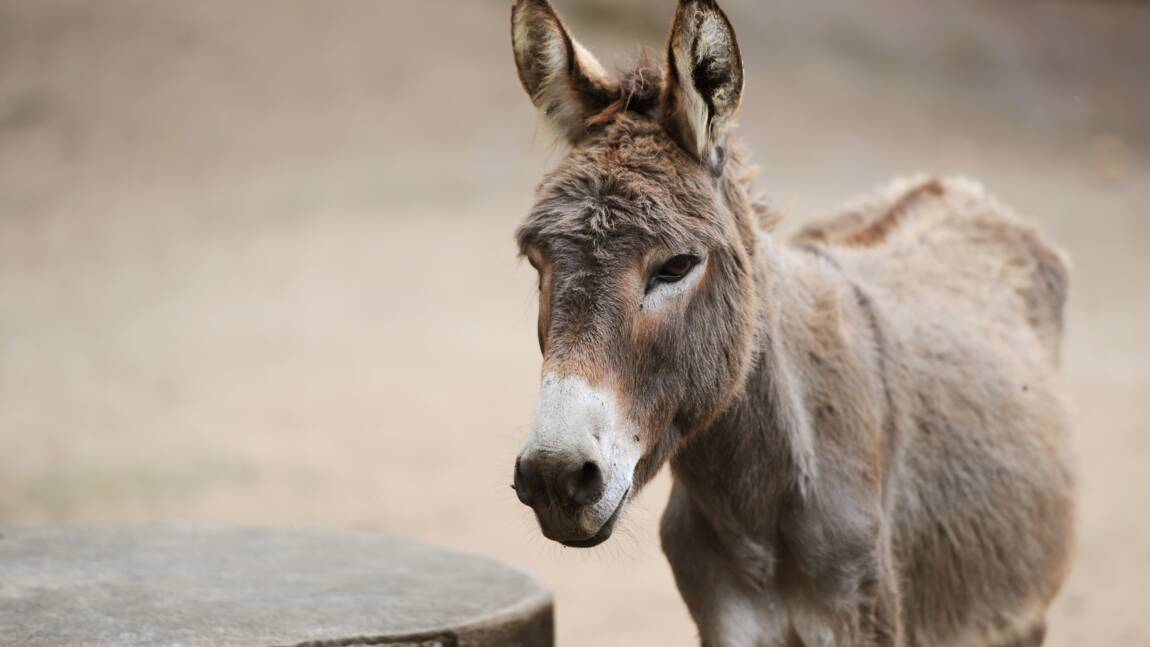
[0, 525, 553, 647]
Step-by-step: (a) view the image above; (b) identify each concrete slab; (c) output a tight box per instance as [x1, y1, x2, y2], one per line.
[0, 526, 553, 647]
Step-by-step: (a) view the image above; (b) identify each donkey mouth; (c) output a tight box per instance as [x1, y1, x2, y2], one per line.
[558, 488, 630, 548]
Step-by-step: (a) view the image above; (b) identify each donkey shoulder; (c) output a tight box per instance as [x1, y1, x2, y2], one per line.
[793, 175, 1070, 363]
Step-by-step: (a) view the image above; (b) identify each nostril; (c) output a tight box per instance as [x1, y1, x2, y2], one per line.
[563, 461, 605, 507]
[513, 458, 535, 507]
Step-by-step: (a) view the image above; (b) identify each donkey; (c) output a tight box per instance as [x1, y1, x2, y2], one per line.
[508, 1, 1076, 645]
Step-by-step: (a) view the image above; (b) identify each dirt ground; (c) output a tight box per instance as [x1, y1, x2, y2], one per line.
[1, 1, 1148, 645]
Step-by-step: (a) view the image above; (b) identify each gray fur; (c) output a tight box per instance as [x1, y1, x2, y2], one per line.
[510, 2, 1075, 645]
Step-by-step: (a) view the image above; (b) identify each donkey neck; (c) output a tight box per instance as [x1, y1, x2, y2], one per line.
[669, 235, 844, 536]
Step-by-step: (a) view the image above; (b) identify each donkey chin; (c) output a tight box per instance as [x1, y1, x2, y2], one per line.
[513, 374, 642, 548]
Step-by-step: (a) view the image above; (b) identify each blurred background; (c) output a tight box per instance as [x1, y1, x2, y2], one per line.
[1, 0, 1147, 644]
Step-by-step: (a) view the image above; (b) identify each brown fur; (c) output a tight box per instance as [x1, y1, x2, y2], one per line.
[510, 2, 1075, 645]
[845, 179, 943, 247]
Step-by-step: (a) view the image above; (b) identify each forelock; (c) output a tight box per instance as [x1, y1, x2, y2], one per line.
[517, 117, 727, 257]
[583, 53, 665, 129]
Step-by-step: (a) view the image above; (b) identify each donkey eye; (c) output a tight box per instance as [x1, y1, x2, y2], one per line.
[648, 254, 700, 292]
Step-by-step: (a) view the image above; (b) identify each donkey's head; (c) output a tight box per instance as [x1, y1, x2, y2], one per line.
[511, 0, 759, 547]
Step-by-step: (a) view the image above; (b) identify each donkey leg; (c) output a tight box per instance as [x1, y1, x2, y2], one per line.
[788, 523, 902, 647]
[857, 538, 903, 647]
[661, 485, 787, 647]
[995, 621, 1046, 647]
[850, 583, 900, 646]
[791, 585, 900, 647]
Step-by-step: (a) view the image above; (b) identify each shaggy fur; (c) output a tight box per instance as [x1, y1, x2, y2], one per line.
[510, 1, 1075, 645]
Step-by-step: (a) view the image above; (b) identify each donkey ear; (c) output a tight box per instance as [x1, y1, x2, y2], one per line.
[511, 0, 616, 143]
[663, 0, 744, 174]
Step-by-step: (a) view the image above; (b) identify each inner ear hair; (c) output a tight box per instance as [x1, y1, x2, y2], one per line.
[662, 0, 744, 175]
[511, 0, 617, 143]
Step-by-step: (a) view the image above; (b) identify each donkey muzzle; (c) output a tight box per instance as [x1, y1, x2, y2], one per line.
[514, 455, 605, 508]
[514, 374, 641, 547]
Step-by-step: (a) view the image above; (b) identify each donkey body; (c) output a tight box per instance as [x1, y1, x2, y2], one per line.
[508, 2, 1075, 645]
[662, 176, 1074, 646]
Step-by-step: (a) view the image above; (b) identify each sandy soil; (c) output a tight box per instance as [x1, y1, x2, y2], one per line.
[1, 1, 1148, 645]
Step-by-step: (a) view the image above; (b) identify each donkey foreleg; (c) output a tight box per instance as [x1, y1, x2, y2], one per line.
[788, 547, 903, 647]
[993, 621, 1046, 647]
[661, 486, 790, 647]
